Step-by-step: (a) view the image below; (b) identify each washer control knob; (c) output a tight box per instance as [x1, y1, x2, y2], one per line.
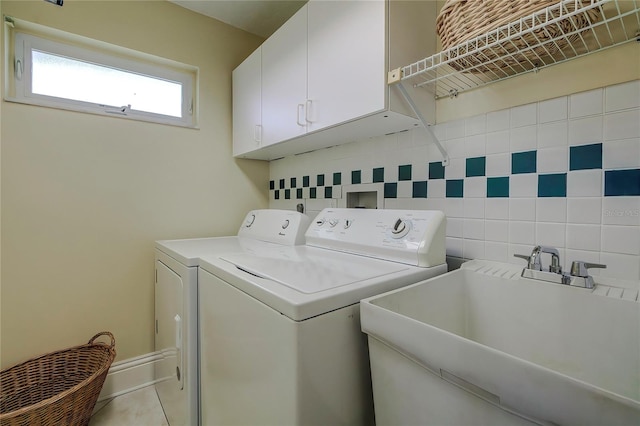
[282, 219, 290, 229]
[391, 218, 411, 239]
[329, 219, 339, 227]
[316, 218, 325, 226]
[245, 213, 256, 227]
[344, 219, 352, 229]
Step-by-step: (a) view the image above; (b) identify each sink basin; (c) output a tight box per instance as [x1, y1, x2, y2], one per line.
[361, 260, 640, 425]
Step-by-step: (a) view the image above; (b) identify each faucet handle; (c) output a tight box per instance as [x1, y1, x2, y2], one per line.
[570, 261, 606, 277]
[513, 253, 530, 262]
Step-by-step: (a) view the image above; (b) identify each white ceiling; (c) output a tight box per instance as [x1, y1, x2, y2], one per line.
[170, 0, 307, 39]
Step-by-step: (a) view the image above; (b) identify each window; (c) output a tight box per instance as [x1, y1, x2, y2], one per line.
[5, 17, 198, 127]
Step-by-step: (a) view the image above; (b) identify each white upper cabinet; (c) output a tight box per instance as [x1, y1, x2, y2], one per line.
[232, 48, 262, 157]
[233, 0, 436, 160]
[306, 0, 386, 132]
[261, 5, 308, 147]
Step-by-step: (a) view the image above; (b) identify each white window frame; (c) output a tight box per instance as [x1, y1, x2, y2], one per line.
[4, 17, 198, 128]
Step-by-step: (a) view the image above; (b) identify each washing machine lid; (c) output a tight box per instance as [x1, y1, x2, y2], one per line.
[220, 246, 410, 294]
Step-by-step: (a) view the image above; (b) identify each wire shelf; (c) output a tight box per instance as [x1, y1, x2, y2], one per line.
[394, 0, 640, 99]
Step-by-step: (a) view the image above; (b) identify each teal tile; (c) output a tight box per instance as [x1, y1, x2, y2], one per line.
[398, 164, 412, 181]
[269, 180, 275, 190]
[570, 143, 602, 171]
[512, 151, 537, 174]
[487, 177, 509, 198]
[303, 176, 310, 187]
[605, 169, 640, 196]
[384, 183, 397, 198]
[412, 181, 427, 198]
[325, 187, 333, 198]
[296, 188, 303, 199]
[285, 189, 291, 199]
[310, 187, 316, 199]
[279, 179, 285, 189]
[333, 172, 341, 185]
[466, 157, 486, 177]
[274, 190, 280, 200]
[351, 170, 361, 184]
[446, 180, 464, 198]
[373, 167, 385, 183]
[317, 174, 325, 186]
[429, 162, 445, 179]
[538, 174, 567, 197]
[290, 177, 297, 188]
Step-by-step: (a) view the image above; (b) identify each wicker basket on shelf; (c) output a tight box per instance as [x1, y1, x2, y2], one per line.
[436, 0, 602, 73]
[0, 332, 116, 426]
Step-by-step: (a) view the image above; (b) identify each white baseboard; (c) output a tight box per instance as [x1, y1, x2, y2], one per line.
[98, 351, 164, 401]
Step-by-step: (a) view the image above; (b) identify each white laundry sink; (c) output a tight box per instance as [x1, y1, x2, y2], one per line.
[361, 260, 640, 425]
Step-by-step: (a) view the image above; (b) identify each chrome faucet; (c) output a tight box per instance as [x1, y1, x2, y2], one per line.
[514, 246, 606, 289]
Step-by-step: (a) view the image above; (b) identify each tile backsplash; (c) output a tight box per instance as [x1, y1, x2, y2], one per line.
[270, 80, 640, 281]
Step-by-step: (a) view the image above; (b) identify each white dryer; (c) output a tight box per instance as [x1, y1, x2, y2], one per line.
[154, 209, 310, 426]
[197, 208, 447, 425]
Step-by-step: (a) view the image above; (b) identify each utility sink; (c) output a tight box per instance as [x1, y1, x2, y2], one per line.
[361, 260, 640, 425]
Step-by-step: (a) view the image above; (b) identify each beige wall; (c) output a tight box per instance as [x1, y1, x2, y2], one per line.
[0, 0, 268, 367]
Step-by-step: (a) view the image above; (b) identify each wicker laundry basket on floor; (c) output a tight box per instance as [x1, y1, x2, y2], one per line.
[0, 332, 116, 426]
[436, 0, 602, 72]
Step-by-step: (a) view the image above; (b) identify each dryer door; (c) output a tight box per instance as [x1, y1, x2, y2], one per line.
[155, 260, 184, 391]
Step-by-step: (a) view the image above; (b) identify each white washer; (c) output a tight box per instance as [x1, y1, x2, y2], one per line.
[197, 208, 448, 425]
[154, 209, 310, 426]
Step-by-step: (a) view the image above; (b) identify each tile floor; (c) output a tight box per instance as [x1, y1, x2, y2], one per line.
[90, 386, 168, 425]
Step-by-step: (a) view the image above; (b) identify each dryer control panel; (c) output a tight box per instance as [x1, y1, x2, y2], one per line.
[306, 208, 446, 267]
[237, 209, 311, 246]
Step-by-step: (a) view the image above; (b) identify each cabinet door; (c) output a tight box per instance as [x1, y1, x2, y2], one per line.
[232, 48, 262, 157]
[261, 4, 308, 146]
[307, 0, 386, 132]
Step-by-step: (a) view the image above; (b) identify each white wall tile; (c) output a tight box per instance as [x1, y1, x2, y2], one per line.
[567, 197, 601, 224]
[536, 198, 567, 223]
[397, 181, 412, 198]
[487, 109, 510, 132]
[485, 198, 509, 220]
[465, 134, 486, 158]
[510, 125, 537, 152]
[537, 147, 568, 173]
[569, 88, 603, 118]
[361, 167, 373, 184]
[447, 217, 464, 237]
[603, 138, 640, 169]
[511, 103, 537, 128]
[539, 96, 568, 123]
[464, 198, 485, 219]
[446, 237, 463, 257]
[424, 198, 446, 212]
[484, 241, 509, 263]
[446, 198, 465, 218]
[566, 170, 602, 197]
[428, 180, 445, 198]
[599, 252, 640, 280]
[568, 116, 603, 146]
[466, 114, 487, 136]
[510, 198, 536, 221]
[536, 222, 566, 248]
[445, 137, 466, 159]
[412, 161, 429, 182]
[485, 220, 509, 242]
[566, 224, 601, 251]
[486, 130, 510, 154]
[445, 158, 465, 179]
[446, 119, 466, 140]
[538, 121, 568, 149]
[510, 174, 538, 198]
[509, 221, 535, 245]
[604, 109, 640, 141]
[601, 225, 640, 255]
[463, 239, 485, 260]
[605, 80, 640, 112]
[602, 197, 640, 226]
[486, 153, 511, 177]
[465, 177, 487, 198]
[464, 218, 485, 240]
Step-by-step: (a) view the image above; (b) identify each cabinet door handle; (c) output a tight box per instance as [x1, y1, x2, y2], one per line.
[254, 124, 262, 144]
[305, 99, 315, 123]
[297, 103, 305, 127]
